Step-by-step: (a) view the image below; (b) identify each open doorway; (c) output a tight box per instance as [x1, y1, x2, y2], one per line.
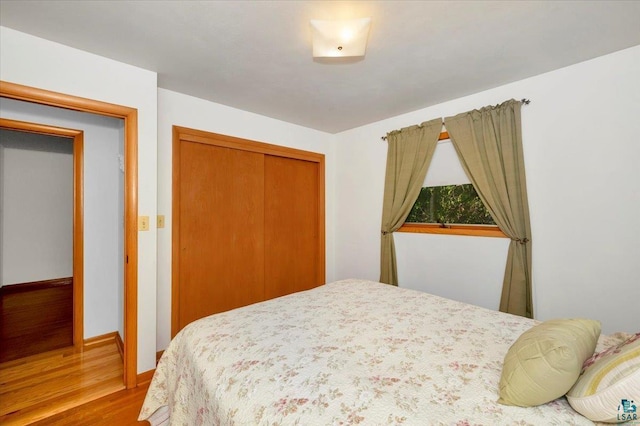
[0, 98, 126, 355]
[0, 110, 129, 422]
[0, 81, 139, 422]
[0, 81, 138, 390]
[0, 121, 84, 362]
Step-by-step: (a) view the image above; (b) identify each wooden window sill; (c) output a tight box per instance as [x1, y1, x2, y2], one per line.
[397, 223, 507, 238]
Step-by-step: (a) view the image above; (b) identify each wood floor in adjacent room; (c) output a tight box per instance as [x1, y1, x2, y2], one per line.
[0, 279, 73, 363]
[0, 341, 149, 425]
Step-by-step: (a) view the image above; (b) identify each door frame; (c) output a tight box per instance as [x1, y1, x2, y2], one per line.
[0, 118, 84, 350]
[0, 80, 139, 389]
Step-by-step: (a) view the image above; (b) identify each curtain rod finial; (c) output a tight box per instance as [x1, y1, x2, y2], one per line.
[521, 98, 531, 105]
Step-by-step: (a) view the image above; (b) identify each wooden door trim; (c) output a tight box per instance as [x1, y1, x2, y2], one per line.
[317, 155, 326, 285]
[170, 127, 181, 338]
[171, 126, 326, 337]
[0, 80, 139, 389]
[0, 118, 84, 351]
[173, 126, 324, 162]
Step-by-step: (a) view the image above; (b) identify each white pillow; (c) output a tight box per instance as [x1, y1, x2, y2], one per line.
[567, 333, 640, 423]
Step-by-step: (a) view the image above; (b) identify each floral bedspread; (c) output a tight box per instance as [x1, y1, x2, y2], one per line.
[140, 279, 612, 425]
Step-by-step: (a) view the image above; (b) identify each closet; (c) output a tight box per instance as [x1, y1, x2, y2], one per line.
[171, 127, 325, 336]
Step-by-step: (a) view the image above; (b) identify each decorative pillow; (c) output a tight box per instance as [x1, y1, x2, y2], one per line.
[567, 332, 640, 423]
[498, 318, 601, 407]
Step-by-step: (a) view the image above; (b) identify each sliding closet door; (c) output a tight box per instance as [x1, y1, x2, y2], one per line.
[264, 155, 323, 299]
[172, 126, 325, 337]
[175, 141, 265, 332]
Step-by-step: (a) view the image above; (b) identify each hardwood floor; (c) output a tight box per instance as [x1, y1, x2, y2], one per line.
[0, 278, 73, 363]
[0, 340, 140, 425]
[30, 382, 151, 425]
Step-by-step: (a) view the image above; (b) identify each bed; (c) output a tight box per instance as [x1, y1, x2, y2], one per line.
[139, 279, 616, 425]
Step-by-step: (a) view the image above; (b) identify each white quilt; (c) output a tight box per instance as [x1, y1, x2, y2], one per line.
[140, 279, 612, 425]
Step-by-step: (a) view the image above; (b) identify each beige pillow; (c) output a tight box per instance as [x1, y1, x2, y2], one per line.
[498, 318, 601, 407]
[567, 333, 640, 423]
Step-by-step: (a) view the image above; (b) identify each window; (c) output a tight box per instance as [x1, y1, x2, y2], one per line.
[406, 184, 494, 225]
[398, 139, 506, 238]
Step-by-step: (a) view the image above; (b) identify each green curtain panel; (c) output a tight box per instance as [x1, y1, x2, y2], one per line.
[380, 118, 442, 285]
[444, 99, 533, 318]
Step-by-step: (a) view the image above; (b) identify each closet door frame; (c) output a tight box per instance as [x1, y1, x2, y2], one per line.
[171, 126, 325, 337]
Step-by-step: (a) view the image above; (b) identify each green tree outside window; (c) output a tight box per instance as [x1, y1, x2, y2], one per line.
[406, 184, 495, 225]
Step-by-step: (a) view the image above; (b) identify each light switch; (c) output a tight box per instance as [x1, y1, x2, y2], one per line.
[157, 215, 165, 229]
[138, 216, 149, 231]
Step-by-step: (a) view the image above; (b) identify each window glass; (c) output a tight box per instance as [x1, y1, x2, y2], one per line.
[406, 184, 495, 225]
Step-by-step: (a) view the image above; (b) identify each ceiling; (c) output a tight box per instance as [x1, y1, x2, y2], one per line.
[1, 1, 639, 133]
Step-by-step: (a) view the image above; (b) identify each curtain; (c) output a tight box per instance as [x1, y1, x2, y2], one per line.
[380, 118, 442, 285]
[444, 99, 533, 318]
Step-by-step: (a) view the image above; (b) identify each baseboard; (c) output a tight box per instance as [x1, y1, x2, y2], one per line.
[137, 369, 155, 386]
[156, 350, 164, 365]
[115, 332, 124, 361]
[0, 277, 72, 294]
[83, 331, 119, 350]
[84, 332, 154, 387]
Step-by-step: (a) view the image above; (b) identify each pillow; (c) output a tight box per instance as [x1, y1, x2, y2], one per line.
[567, 332, 640, 423]
[498, 318, 601, 407]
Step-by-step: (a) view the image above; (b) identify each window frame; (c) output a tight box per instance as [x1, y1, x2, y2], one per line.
[397, 222, 507, 238]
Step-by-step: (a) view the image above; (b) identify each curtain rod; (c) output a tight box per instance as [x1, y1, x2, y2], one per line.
[380, 98, 531, 141]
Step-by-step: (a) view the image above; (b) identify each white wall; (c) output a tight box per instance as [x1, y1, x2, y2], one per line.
[156, 88, 336, 351]
[1, 130, 73, 286]
[0, 26, 158, 373]
[335, 45, 640, 334]
[0, 98, 123, 339]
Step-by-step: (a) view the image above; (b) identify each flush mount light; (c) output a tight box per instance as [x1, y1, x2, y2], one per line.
[310, 17, 372, 58]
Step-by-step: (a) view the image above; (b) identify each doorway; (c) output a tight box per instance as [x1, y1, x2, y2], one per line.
[0, 119, 84, 362]
[0, 80, 138, 389]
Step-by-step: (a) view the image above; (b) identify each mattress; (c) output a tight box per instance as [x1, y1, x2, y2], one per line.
[139, 279, 612, 425]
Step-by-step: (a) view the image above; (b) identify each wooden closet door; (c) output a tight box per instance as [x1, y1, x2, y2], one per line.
[264, 155, 322, 299]
[176, 141, 265, 332]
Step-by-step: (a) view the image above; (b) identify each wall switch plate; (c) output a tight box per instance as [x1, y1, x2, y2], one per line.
[138, 216, 149, 231]
[157, 215, 165, 228]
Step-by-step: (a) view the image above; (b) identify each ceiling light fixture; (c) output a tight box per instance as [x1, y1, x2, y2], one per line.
[310, 18, 372, 58]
